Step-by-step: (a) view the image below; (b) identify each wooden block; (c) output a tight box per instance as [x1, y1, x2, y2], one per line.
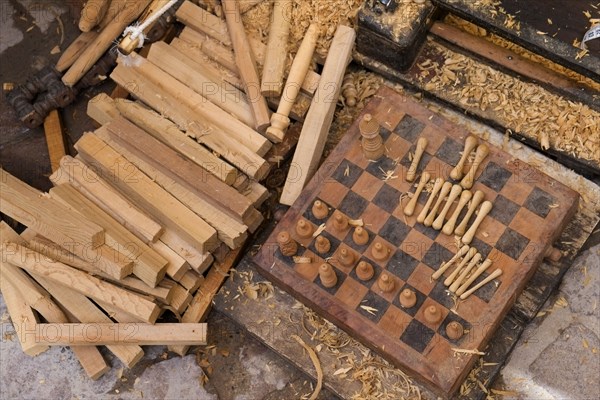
[51, 156, 164, 244]
[261, 0, 290, 97]
[78, 0, 110, 32]
[43, 110, 67, 173]
[169, 284, 193, 315]
[32, 323, 207, 346]
[74, 134, 219, 253]
[150, 240, 191, 281]
[176, 270, 203, 293]
[160, 229, 214, 274]
[2, 243, 161, 324]
[87, 93, 121, 125]
[49, 184, 168, 287]
[55, 31, 98, 72]
[280, 26, 356, 205]
[244, 180, 270, 208]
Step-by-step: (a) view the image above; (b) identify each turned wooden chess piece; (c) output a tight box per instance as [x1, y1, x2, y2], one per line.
[314, 235, 331, 254]
[359, 113, 385, 161]
[319, 263, 337, 288]
[312, 200, 328, 219]
[356, 261, 374, 281]
[277, 231, 298, 256]
[332, 212, 349, 232]
[450, 135, 478, 180]
[352, 226, 369, 245]
[445, 321, 464, 340]
[338, 248, 355, 267]
[295, 218, 314, 238]
[406, 137, 428, 182]
[371, 242, 390, 261]
[377, 272, 395, 293]
[424, 305, 442, 324]
[399, 288, 417, 308]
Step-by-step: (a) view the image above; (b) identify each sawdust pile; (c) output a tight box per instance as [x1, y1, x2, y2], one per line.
[378, 2, 425, 41]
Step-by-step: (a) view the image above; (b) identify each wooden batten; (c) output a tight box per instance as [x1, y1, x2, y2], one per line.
[169, 284, 193, 315]
[43, 110, 67, 173]
[56, 31, 98, 72]
[160, 229, 214, 274]
[243, 179, 270, 208]
[261, 0, 291, 97]
[149, 240, 191, 281]
[74, 133, 219, 254]
[176, 270, 204, 293]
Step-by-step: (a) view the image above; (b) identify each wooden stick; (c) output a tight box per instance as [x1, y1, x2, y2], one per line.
[43, 109, 66, 173]
[449, 135, 478, 180]
[454, 190, 485, 236]
[117, 0, 173, 55]
[449, 252, 482, 292]
[444, 247, 477, 286]
[32, 323, 207, 346]
[261, 0, 291, 97]
[416, 177, 443, 224]
[456, 258, 493, 296]
[403, 172, 430, 216]
[442, 190, 472, 235]
[149, 240, 190, 281]
[160, 229, 214, 274]
[460, 269, 502, 300]
[79, 0, 110, 32]
[424, 181, 452, 227]
[406, 137, 428, 182]
[266, 23, 319, 142]
[461, 200, 493, 245]
[176, 270, 203, 293]
[431, 244, 470, 280]
[169, 284, 193, 314]
[432, 184, 462, 230]
[222, 0, 271, 133]
[280, 25, 355, 205]
[460, 144, 489, 189]
[56, 31, 98, 72]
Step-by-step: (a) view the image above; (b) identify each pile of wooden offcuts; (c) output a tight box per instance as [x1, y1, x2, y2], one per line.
[0, 0, 357, 380]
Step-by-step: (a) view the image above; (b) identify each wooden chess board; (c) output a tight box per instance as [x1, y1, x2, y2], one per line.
[254, 86, 579, 397]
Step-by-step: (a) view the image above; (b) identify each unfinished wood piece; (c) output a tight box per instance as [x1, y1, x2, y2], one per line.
[279, 26, 355, 205]
[176, 1, 231, 45]
[160, 229, 214, 274]
[332, 212, 349, 232]
[78, 0, 110, 32]
[424, 181, 453, 227]
[342, 73, 358, 107]
[244, 180, 270, 208]
[443, 247, 477, 287]
[33, 323, 207, 346]
[406, 137, 428, 182]
[403, 172, 430, 216]
[460, 144, 489, 189]
[442, 190, 472, 235]
[460, 269, 502, 300]
[371, 242, 390, 261]
[2, 243, 161, 324]
[56, 31, 98, 72]
[62, 0, 151, 86]
[87, 92, 122, 126]
[454, 190, 485, 236]
[75, 133, 218, 253]
[49, 184, 168, 287]
[338, 248, 356, 267]
[261, 0, 291, 97]
[449, 135, 478, 180]
[266, 24, 319, 141]
[51, 156, 163, 244]
[177, 270, 203, 293]
[43, 110, 66, 173]
[416, 177, 443, 224]
[449, 252, 482, 293]
[399, 288, 417, 308]
[170, 284, 193, 315]
[461, 200, 493, 245]
[150, 240, 190, 281]
[432, 184, 462, 230]
[318, 263, 337, 288]
[456, 258, 493, 296]
[117, 0, 173, 54]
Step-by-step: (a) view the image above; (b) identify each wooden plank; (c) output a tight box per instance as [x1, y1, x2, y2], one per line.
[51, 156, 164, 244]
[49, 184, 168, 287]
[176, 270, 203, 293]
[279, 26, 355, 205]
[169, 283, 193, 315]
[261, 0, 290, 97]
[160, 229, 214, 274]
[244, 179, 270, 208]
[149, 240, 190, 281]
[43, 110, 67, 173]
[75, 134, 219, 253]
[32, 323, 207, 346]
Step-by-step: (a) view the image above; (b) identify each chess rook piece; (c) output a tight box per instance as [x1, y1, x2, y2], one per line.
[461, 200, 493, 245]
[432, 184, 463, 230]
[417, 178, 444, 224]
[406, 137, 428, 182]
[424, 305, 442, 324]
[352, 226, 369, 245]
[403, 172, 430, 216]
[342, 73, 357, 107]
[295, 218, 314, 238]
[277, 231, 298, 256]
[356, 261, 374, 281]
[449, 252, 482, 293]
[312, 200, 329, 219]
[444, 247, 477, 286]
[377, 272, 395, 293]
[371, 242, 390, 261]
[359, 114, 385, 161]
[456, 258, 493, 296]
[314, 235, 331, 254]
[446, 321, 464, 340]
[319, 263, 337, 288]
[399, 288, 417, 308]
[460, 144, 489, 189]
[442, 190, 472, 235]
[431, 244, 470, 280]
[450, 135, 478, 180]
[338, 248, 355, 267]
[332, 212, 349, 232]
[424, 181, 452, 227]
[460, 269, 502, 300]
[454, 190, 485, 236]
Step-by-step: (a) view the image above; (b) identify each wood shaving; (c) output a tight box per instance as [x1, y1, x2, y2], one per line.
[292, 334, 323, 400]
[348, 219, 364, 227]
[294, 256, 312, 264]
[452, 348, 486, 355]
[312, 223, 327, 238]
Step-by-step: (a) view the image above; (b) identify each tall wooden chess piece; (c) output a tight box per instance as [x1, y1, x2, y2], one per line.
[359, 113, 384, 160]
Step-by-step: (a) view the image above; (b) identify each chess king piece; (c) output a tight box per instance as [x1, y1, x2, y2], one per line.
[295, 218, 314, 238]
[277, 231, 298, 256]
[319, 263, 337, 288]
[356, 261, 374, 281]
[377, 272, 395, 293]
[359, 113, 384, 160]
[312, 200, 328, 219]
[399, 288, 417, 308]
[314, 235, 331, 254]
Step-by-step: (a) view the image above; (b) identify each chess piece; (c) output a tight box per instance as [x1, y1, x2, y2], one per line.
[332, 212, 349, 232]
[431, 244, 470, 280]
[461, 201, 493, 245]
[356, 260, 374, 281]
[460, 144, 489, 189]
[314, 235, 331, 254]
[352, 227, 369, 245]
[446, 321, 464, 340]
[342, 73, 357, 107]
[449, 252, 482, 293]
[377, 272, 395, 293]
[319, 263, 337, 288]
[442, 190, 472, 235]
[312, 200, 328, 219]
[545, 246, 562, 262]
[444, 247, 477, 286]
[371, 242, 390, 261]
[403, 171, 430, 216]
[399, 288, 417, 308]
[406, 137, 428, 182]
[359, 114, 384, 160]
[277, 231, 298, 256]
[450, 135, 478, 180]
[424, 181, 452, 227]
[417, 178, 443, 224]
[338, 248, 355, 267]
[454, 190, 485, 236]
[424, 305, 442, 324]
[295, 218, 314, 238]
[432, 184, 463, 230]
[456, 258, 493, 296]
[460, 269, 502, 300]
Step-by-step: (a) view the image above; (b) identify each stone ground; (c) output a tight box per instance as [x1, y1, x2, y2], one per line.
[0, 1, 598, 399]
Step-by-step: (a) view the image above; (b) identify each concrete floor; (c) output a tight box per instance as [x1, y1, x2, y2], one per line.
[1, 1, 599, 399]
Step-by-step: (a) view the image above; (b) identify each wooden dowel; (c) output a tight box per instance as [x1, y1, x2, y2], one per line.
[261, 0, 291, 97]
[56, 31, 98, 72]
[442, 190, 472, 235]
[431, 244, 470, 280]
[456, 258, 493, 296]
[79, 0, 110, 32]
[403, 172, 430, 216]
[444, 247, 477, 286]
[460, 269, 502, 300]
[461, 200, 493, 245]
[417, 177, 443, 224]
[432, 184, 462, 230]
[406, 137, 428, 182]
[449, 252, 482, 292]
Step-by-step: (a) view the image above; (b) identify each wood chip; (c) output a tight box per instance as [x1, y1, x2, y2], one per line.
[292, 335, 322, 400]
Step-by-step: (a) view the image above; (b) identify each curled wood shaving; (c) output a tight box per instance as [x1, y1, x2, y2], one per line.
[348, 219, 364, 227]
[292, 334, 323, 400]
[293, 256, 312, 264]
[312, 223, 327, 238]
[452, 348, 486, 355]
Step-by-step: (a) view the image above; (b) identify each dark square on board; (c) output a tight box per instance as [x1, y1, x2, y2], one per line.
[422, 242, 455, 271]
[489, 195, 520, 226]
[400, 319, 435, 353]
[274, 246, 305, 266]
[387, 250, 419, 281]
[355, 290, 390, 323]
[399, 144, 433, 170]
[524, 187, 557, 218]
[394, 115, 425, 143]
[495, 228, 530, 260]
[478, 162, 512, 192]
[414, 223, 440, 240]
[380, 127, 393, 142]
[331, 161, 362, 188]
[428, 281, 456, 309]
[338, 191, 369, 220]
[365, 156, 399, 179]
[439, 313, 472, 344]
[435, 137, 464, 167]
[373, 185, 402, 214]
[469, 237, 493, 259]
[378, 217, 411, 245]
[307, 231, 341, 260]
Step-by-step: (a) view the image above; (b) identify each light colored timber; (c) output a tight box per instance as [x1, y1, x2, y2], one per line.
[244, 179, 270, 208]
[444, 247, 478, 287]
[442, 190, 472, 235]
[261, 0, 290, 97]
[460, 269, 503, 300]
[2, 243, 161, 324]
[75, 134, 219, 253]
[43, 110, 67, 173]
[87, 92, 121, 125]
[176, 270, 203, 293]
[450, 135, 478, 180]
[279, 26, 355, 205]
[417, 178, 443, 224]
[461, 200, 493, 245]
[169, 284, 193, 315]
[160, 229, 214, 274]
[51, 156, 164, 244]
[403, 172, 430, 216]
[78, 0, 110, 32]
[150, 240, 190, 281]
[431, 244, 470, 280]
[32, 323, 207, 346]
[117, 0, 173, 54]
[432, 184, 463, 230]
[56, 31, 98, 72]
[455, 190, 485, 236]
[424, 181, 452, 227]
[456, 259, 493, 296]
[449, 252, 482, 293]
[62, 0, 151, 86]
[460, 144, 489, 190]
[49, 184, 168, 287]
[406, 137, 428, 182]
